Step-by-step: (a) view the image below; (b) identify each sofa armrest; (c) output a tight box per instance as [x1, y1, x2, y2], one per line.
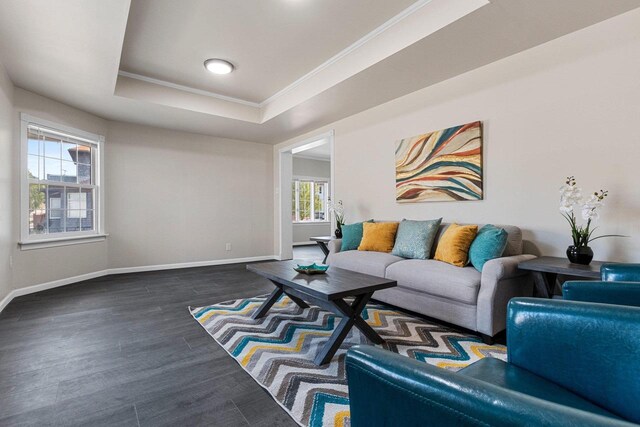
[475, 254, 536, 336]
[507, 298, 640, 423]
[563, 281, 640, 307]
[601, 263, 640, 282]
[326, 239, 342, 265]
[328, 238, 342, 254]
[346, 345, 632, 427]
[482, 254, 536, 282]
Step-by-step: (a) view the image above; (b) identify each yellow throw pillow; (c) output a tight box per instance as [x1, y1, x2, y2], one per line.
[358, 222, 399, 253]
[434, 224, 478, 267]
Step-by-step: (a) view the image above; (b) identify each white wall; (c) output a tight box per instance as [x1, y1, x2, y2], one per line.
[11, 89, 110, 290]
[292, 157, 330, 179]
[0, 62, 13, 302]
[4, 90, 274, 292]
[292, 156, 331, 244]
[106, 122, 274, 268]
[275, 9, 640, 262]
[293, 223, 331, 244]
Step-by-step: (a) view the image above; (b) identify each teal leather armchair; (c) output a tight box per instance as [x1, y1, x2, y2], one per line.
[563, 263, 640, 307]
[346, 298, 640, 426]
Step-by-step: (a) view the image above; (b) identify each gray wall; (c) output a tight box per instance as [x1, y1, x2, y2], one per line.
[11, 89, 110, 290]
[275, 9, 640, 262]
[2, 88, 274, 293]
[292, 156, 331, 244]
[293, 223, 332, 244]
[292, 157, 330, 179]
[106, 122, 274, 268]
[0, 62, 13, 303]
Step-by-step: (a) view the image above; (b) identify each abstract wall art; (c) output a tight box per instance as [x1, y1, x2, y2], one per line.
[395, 121, 483, 203]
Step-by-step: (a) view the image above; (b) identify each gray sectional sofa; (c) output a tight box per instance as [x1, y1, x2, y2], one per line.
[327, 223, 535, 342]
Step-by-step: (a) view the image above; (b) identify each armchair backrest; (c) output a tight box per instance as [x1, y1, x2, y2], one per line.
[563, 281, 640, 307]
[601, 263, 640, 282]
[507, 298, 640, 423]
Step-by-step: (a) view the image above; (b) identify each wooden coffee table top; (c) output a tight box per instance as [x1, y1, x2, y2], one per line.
[247, 260, 396, 301]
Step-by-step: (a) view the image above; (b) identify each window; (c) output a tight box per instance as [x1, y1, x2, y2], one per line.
[292, 179, 329, 222]
[21, 114, 104, 246]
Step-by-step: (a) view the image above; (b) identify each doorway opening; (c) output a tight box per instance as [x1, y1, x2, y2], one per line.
[277, 131, 334, 261]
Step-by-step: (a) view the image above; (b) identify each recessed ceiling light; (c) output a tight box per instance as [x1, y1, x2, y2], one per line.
[204, 58, 234, 75]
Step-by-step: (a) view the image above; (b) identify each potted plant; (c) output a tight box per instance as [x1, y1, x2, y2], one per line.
[559, 176, 624, 265]
[328, 199, 345, 238]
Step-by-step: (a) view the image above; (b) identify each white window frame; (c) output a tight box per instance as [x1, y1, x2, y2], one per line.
[19, 114, 106, 250]
[292, 175, 330, 224]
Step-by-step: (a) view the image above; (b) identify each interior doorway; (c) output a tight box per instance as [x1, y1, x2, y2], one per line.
[277, 131, 334, 261]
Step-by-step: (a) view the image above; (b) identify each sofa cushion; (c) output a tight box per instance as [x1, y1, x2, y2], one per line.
[385, 259, 481, 305]
[341, 220, 374, 251]
[434, 224, 478, 267]
[330, 250, 404, 278]
[391, 218, 442, 260]
[469, 224, 508, 272]
[432, 223, 523, 257]
[359, 222, 399, 253]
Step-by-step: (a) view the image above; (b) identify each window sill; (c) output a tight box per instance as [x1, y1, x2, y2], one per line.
[19, 234, 109, 251]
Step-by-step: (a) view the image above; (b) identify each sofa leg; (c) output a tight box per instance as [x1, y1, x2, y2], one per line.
[479, 334, 494, 345]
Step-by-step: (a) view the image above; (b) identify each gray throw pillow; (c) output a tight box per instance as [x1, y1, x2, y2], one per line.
[391, 218, 442, 259]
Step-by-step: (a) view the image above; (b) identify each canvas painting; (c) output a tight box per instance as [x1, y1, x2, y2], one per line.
[395, 121, 483, 203]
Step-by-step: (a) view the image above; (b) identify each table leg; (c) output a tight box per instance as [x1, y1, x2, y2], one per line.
[532, 271, 558, 298]
[252, 286, 284, 319]
[282, 288, 309, 309]
[252, 281, 311, 320]
[333, 294, 383, 344]
[314, 292, 379, 365]
[317, 242, 330, 263]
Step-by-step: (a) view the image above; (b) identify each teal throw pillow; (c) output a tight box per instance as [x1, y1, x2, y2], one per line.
[469, 225, 508, 272]
[391, 218, 442, 259]
[340, 220, 373, 251]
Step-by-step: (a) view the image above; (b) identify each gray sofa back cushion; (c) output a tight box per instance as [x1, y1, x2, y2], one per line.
[431, 223, 523, 257]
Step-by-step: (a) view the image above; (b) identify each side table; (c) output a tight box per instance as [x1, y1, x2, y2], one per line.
[518, 256, 603, 298]
[309, 236, 333, 263]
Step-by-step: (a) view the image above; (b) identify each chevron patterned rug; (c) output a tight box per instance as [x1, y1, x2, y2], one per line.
[190, 295, 506, 427]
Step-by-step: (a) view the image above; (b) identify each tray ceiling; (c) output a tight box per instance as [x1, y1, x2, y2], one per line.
[0, 0, 638, 143]
[120, 0, 417, 103]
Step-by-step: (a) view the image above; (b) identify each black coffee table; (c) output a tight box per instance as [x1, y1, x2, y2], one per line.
[246, 260, 397, 365]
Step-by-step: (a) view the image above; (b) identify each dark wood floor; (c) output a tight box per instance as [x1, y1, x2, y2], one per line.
[0, 262, 300, 426]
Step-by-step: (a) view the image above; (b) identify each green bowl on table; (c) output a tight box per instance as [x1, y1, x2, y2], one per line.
[294, 262, 329, 275]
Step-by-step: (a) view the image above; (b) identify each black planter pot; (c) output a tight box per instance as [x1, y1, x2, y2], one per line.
[566, 245, 594, 265]
[334, 228, 343, 238]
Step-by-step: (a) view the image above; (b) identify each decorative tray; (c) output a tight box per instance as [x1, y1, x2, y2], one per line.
[294, 263, 329, 275]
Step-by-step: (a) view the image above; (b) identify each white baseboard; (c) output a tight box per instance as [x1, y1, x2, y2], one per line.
[11, 270, 110, 299]
[0, 255, 277, 313]
[0, 269, 109, 314]
[107, 255, 277, 275]
[0, 290, 16, 313]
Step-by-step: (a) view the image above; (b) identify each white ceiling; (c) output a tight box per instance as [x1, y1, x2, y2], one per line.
[120, 0, 417, 103]
[0, 0, 638, 144]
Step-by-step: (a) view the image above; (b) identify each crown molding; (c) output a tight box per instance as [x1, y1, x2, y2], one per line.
[117, 0, 436, 111]
[117, 70, 262, 108]
[261, 0, 434, 106]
